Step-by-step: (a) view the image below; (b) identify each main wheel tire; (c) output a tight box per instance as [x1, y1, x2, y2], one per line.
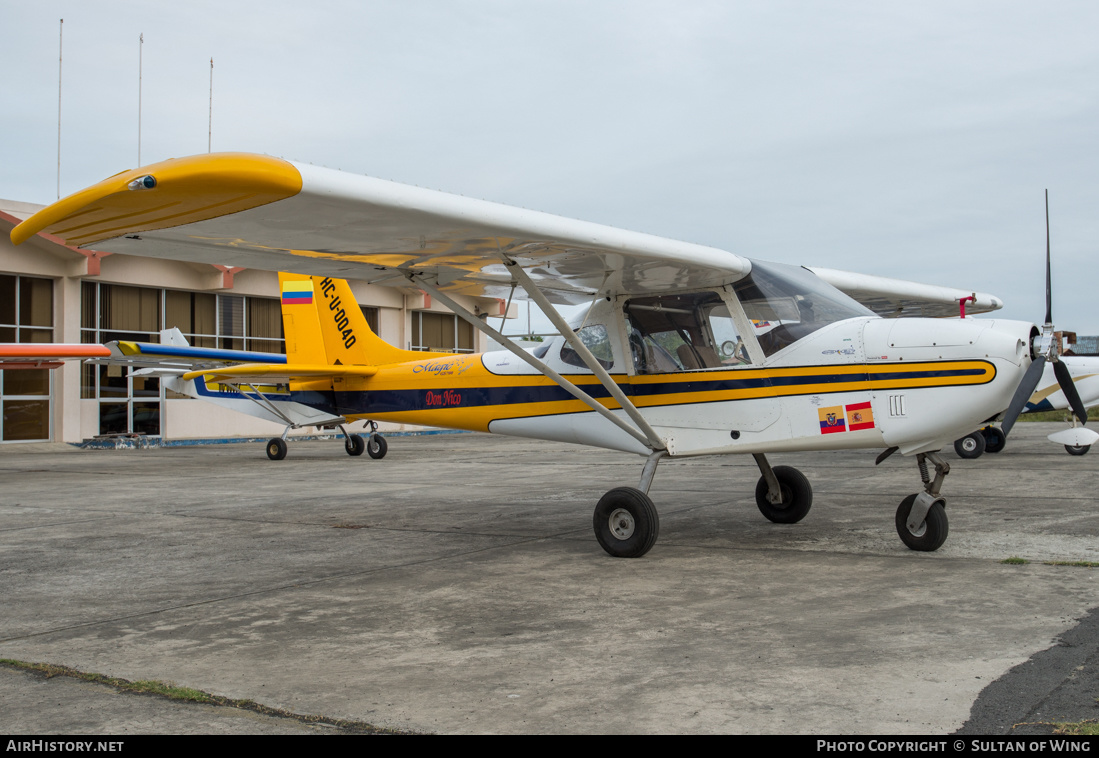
[895, 494, 948, 552]
[345, 434, 366, 456]
[982, 426, 1006, 454]
[367, 434, 388, 459]
[1065, 444, 1091, 456]
[266, 437, 288, 461]
[593, 487, 659, 558]
[954, 432, 986, 459]
[754, 466, 813, 524]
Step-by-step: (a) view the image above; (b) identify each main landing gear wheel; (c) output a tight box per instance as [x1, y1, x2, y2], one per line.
[593, 487, 659, 558]
[982, 426, 1006, 454]
[953, 432, 986, 459]
[345, 434, 366, 457]
[754, 465, 813, 524]
[367, 434, 388, 460]
[1066, 444, 1091, 456]
[895, 494, 948, 552]
[266, 437, 288, 461]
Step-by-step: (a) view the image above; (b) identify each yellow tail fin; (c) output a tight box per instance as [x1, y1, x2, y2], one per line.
[278, 273, 327, 364]
[278, 272, 446, 366]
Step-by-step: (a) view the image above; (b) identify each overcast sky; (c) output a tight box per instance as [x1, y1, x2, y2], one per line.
[3, 1, 1098, 335]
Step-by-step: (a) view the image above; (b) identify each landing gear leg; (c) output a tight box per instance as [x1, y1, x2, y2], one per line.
[592, 451, 664, 558]
[895, 451, 949, 551]
[753, 453, 813, 523]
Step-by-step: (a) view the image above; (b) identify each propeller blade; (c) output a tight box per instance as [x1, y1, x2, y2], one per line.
[1045, 189, 1053, 326]
[1052, 359, 1089, 425]
[1001, 355, 1046, 437]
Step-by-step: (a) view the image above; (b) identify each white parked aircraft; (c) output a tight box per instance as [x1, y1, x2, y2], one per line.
[11, 153, 1083, 556]
[104, 328, 389, 460]
[954, 354, 1099, 458]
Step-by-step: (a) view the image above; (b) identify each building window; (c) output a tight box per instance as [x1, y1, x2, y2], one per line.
[411, 311, 473, 353]
[1, 274, 54, 442]
[361, 306, 379, 335]
[79, 283, 286, 434]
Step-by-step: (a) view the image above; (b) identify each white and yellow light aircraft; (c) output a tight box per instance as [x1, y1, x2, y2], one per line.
[102, 326, 390, 460]
[12, 153, 1080, 557]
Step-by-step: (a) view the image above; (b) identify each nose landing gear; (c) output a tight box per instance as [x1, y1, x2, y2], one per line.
[895, 451, 950, 551]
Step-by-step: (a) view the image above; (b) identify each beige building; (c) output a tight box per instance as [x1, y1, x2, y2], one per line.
[0, 199, 512, 444]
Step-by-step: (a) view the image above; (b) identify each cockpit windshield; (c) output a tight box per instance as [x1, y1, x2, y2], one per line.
[734, 261, 875, 357]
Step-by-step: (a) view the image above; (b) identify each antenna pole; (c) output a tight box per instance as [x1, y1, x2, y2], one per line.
[57, 18, 63, 199]
[208, 57, 213, 153]
[1045, 189, 1052, 327]
[138, 33, 143, 166]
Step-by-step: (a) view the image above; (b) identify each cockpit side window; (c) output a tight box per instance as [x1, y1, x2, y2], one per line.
[624, 291, 752, 374]
[735, 261, 875, 358]
[560, 324, 615, 370]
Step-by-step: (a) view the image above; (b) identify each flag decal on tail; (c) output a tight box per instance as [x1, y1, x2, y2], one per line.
[281, 280, 313, 305]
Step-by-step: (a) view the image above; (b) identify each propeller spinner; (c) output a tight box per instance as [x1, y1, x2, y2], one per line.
[1000, 191, 1089, 437]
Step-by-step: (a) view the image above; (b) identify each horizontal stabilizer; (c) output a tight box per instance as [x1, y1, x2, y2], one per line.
[112, 341, 288, 366]
[183, 363, 378, 383]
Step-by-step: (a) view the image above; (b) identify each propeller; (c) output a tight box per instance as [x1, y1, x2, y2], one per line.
[1000, 190, 1089, 437]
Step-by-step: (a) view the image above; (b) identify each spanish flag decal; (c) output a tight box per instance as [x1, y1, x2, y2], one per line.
[818, 405, 847, 434]
[281, 280, 313, 305]
[845, 401, 875, 431]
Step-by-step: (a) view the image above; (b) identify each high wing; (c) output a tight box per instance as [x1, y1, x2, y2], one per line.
[0, 343, 110, 369]
[806, 267, 1002, 318]
[11, 153, 749, 305]
[9, 152, 1002, 314]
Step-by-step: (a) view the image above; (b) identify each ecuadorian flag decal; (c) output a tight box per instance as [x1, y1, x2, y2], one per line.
[819, 402, 876, 434]
[281, 280, 313, 305]
[819, 405, 846, 434]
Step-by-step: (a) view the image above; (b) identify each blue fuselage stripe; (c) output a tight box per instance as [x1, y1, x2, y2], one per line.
[271, 365, 990, 415]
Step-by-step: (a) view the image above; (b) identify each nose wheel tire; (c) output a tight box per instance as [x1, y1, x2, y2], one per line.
[953, 432, 986, 459]
[895, 494, 948, 552]
[266, 438, 288, 461]
[345, 434, 366, 456]
[367, 434, 388, 459]
[1065, 444, 1091, 456]
[982, 426, 1006, 454]
[754, 466, 813, 524]
[593, 487, 659, 558]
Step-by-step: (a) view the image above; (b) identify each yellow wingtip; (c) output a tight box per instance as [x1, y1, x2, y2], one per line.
[11, 152, 302, 247]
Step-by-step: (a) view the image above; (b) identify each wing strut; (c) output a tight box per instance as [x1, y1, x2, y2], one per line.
[411, 274, 662, 452]
[500, 256, 666, 451]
